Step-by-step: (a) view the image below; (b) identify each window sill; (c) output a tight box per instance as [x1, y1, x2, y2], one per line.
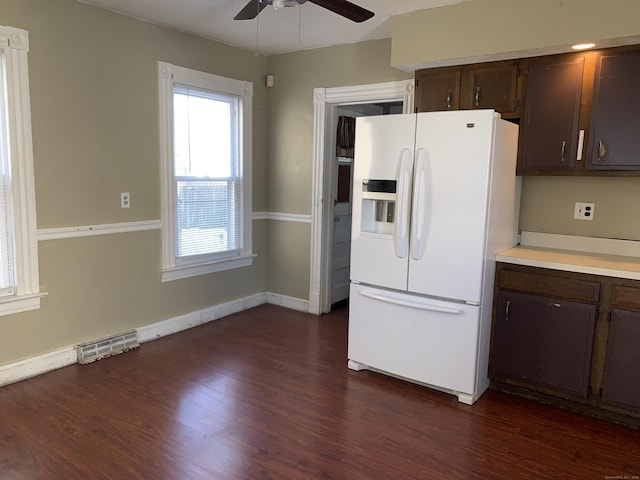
[162, 254, 254, 282]
[0, 292, 47, 317]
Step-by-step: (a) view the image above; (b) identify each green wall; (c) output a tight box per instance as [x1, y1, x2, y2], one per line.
[264, 39, 412, 297]
[392, 0, 640, 70]
[0, 0, 267, 365]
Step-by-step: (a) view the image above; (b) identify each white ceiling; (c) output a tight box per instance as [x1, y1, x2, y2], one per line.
[77, 0, 468, 55]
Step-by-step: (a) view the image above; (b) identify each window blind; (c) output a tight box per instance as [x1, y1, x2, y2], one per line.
[173, 85, 242, 259]
[0, 52, 16, 293]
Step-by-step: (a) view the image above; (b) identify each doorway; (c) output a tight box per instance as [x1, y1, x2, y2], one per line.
[308, 80, 415, 315]
[329, 102, 404, 308]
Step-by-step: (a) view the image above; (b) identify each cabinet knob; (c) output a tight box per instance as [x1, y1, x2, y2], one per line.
[505, 300, 511, 321]
[446, 90, 452, 109]
[598, 140, 607, 159]
[561, 140, 566, 162]
[475, 86, 481, 107]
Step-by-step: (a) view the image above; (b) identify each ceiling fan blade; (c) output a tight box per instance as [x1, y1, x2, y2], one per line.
[234, 0, 268, 20]
[307, 0, 374, 23]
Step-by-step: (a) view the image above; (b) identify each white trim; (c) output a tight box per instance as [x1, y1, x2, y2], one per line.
[0, 346, 76, 388]
[37, 220, 161, 241]
[520, 231, 640, 257]
[161, 254, 253, 282]
[158, 62, 175, 271]
[137, 292, 267, 342]
[0, 291, 46, 316]
[35, 214, 310, 241]
[158, 61, 253, 282]
[309, 80, 415, 315]
[0, 25, 41, 316]
[6, 26, 39, 296]
[0, 290, 312, 387]
[266, 292, 310, 312]
[252, 212, 311, 223]
[267, 212, 311, 223]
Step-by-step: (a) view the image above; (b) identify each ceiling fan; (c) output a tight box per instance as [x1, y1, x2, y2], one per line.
[234, 0, 375, 23]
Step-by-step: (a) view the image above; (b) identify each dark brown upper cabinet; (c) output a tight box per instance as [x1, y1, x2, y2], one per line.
[462, 61, 521, 118]
[414, 67, 461, 112]
[415, 60, 523, 119]
[518, 56, 585, 173]
[415, 45, 640, 175]
[587, 49, 640, 170]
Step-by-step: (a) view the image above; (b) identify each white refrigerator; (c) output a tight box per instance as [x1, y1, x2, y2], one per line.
[347, 109, 519, 405]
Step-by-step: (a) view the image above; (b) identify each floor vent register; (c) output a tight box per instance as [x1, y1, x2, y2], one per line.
[77, 330, 140, 364]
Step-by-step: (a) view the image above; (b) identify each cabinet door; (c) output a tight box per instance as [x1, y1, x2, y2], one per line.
[415, 68, 461, 112]
[601, 309, 640, 411]
[491, 290, 596, 397]
[588, 49, 640, 170]
[519, 57, 584, 171]
[463, 61, 521, 118]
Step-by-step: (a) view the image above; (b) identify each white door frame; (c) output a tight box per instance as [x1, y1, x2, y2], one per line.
[308, 80, 415, 315]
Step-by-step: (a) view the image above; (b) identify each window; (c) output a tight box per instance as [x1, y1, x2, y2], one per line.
[158, 62, 253, 281]
[0, 26, 43, 315]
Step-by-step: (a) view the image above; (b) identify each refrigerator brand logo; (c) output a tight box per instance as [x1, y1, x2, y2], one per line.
[466, 123, 475, 128]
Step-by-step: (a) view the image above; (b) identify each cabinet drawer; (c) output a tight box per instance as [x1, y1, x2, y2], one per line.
[611, 285, 640, 310]
[499, 269, 600, 302]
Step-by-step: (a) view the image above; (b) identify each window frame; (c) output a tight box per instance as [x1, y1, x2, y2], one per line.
[0, 26, 43, 316]
[158, 62, 253, 282]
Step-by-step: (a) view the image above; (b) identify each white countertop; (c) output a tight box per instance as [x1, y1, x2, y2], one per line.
[496, 232, 640, 281]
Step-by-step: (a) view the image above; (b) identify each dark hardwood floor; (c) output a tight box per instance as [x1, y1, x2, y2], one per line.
[1, 303, 639, 479]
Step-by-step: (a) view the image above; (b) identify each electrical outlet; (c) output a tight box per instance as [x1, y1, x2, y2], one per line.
[574, 202, 594, 220]
[121, 192, 130, 209]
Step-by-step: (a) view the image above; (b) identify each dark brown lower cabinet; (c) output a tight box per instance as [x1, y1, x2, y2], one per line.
[601, 308, 640, 411]
[491, 263, 640, 427]
[492, 290, 596, 397]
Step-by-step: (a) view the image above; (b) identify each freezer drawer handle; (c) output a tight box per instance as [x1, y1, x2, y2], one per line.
[359, 289, 463, 315]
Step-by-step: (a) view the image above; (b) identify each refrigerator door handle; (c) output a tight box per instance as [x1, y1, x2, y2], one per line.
[359, 288, 463, 315]
[395, 148, 413, 258]
[411, 148, 429, 260]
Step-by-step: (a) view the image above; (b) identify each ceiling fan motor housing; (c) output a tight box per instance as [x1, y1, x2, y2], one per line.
[271, 0, 306, 10]
[268, 0, 305, 7]
[235, 0, 374, 22]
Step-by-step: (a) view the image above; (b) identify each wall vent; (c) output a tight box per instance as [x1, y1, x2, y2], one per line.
[77, 330, 139, 364]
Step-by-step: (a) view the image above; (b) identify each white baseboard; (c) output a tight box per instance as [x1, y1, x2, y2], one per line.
[308, 292, 321, 315]
[0, 346, 76, 387]
[266, 292, 310, 312]
[0, 291, 310, 388]
[137, 292, 267, 343]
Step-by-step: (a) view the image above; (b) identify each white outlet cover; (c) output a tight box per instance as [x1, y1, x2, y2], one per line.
[574, 202, 594, 220]
[121, 192, 130, 209]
